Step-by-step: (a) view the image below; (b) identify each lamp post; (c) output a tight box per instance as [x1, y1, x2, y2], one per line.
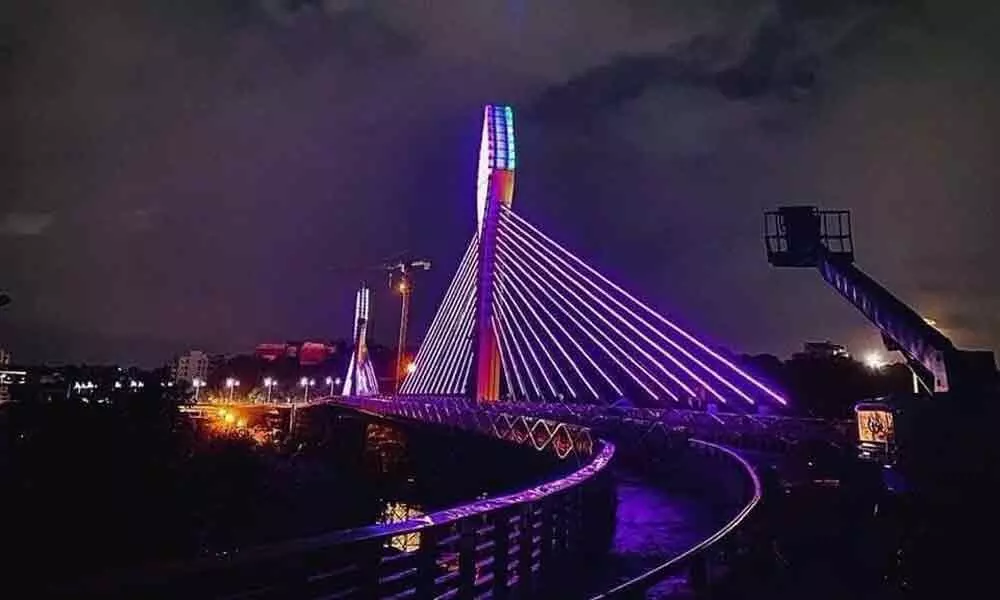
[325, 376, 335, 396]
[300, 377, 315, 403]
[193, 378, 206, 402]
[263, 377, 276, 404]
[225, 377, 239, 403]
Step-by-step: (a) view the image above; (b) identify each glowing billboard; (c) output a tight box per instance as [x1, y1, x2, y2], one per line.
[856, 406, 894, 444]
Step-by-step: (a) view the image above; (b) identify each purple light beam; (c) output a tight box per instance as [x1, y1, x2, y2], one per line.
[502, 214, 733, 403]
[497, 240, 668, 401]
[494, 282, 555, 396]
[497, 249, 621, 396]
[495, 263, 598, 398]
[504, 206, 787, 405]
[401, 239, 476, 393]
[492, 285, 543, 397]
[499, 230, 692, 401]
[495, 276, 571, 395]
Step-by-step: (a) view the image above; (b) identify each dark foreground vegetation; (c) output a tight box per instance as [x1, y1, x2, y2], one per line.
[0, 393, 568, 589]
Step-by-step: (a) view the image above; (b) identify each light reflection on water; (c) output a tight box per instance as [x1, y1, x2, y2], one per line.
[379, 501, 424, 553]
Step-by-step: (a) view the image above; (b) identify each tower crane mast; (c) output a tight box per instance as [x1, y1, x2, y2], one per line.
[385, 259, 432, 392]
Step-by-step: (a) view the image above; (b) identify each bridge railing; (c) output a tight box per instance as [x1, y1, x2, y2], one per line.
[339, 395, 599, 460]
[57, 399, 615, 599]
[339, 396, 768, 597]
[592, 438, 762, 598]
[431, 397, 853, 454]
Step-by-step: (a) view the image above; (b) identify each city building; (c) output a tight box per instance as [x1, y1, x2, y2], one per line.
[255, 343, 289, 362]
[173, 350, 210, 383]
[254, 341, 336, 366]
[796, 341, 850, 360]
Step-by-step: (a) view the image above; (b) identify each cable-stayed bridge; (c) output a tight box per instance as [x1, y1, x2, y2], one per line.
[398, 104, 786, 412]
[79, 105, 864, 600]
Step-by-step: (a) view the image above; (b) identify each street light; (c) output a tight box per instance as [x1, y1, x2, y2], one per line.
[325, 376, 336, 396]
[193, 378, 206, 402]
[263, 377, 277, 404]
[300, 377, 315, 403]
[862, 351, 886, 371]
[225, 377, 239, 403]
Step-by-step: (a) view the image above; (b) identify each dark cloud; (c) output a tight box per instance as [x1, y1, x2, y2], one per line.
[531, 0, 917, 122]
[0, 212, 53, 236]
[2, 0, 999, 365]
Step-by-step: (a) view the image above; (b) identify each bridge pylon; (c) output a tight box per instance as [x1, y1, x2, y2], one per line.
[399, 104, 785, 409]
[343, 284, 379, 396]
[472, 105, 516, 403]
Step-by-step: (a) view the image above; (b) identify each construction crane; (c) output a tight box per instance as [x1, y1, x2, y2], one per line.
[764, 206, 997, 481]
[764, 206, 995, 397]
[386, 259, 431, 392]
[765, 206, 1000, 595]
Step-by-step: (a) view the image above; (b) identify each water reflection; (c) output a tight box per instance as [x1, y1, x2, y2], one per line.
[365, 423, 407, 474]
[379, 501, 424, 553]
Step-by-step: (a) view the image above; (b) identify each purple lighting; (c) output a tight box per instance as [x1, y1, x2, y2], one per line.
[501, 209, 781, 406]
[502, 206, 787, 406]
[493, 287, 544, 397]
[493, 314, 525, 397]
[430, 289, 474, 395]
[403, 239, 476, 395]
[495, 277, 570, 395]
[495, 267, 598, 398]
[403, 248, 472, 393]
[403, 103, 784, 407]
[499, 232, 692, 402]
[402, 241, 472, 392]
[440, 312, 475, 394]
[497, 256, 621, 396]
[500, 217, 713, 403]
[496, 241, 667, 400]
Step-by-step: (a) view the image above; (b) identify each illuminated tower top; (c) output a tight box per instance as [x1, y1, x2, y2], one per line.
[476, 105, 516, 232]
[352, 285, 371, 342]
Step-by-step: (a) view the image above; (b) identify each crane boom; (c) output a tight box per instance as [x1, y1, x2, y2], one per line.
[765, 206, 995, 395]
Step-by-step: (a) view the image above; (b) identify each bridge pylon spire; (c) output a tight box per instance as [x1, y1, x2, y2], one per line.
[472, 105, 516, 403]
[400, 104, 786, 409]
[343, 283, 379, 396]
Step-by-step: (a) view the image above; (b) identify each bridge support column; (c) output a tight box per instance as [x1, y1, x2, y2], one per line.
[472, 104, 515, 403]
[472, 179, 506, 403]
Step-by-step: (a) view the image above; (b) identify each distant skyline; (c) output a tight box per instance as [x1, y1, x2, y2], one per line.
[3, 1, 999, 365]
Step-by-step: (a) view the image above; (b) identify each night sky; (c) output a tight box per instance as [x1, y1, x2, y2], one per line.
[3, 1, 999, 365]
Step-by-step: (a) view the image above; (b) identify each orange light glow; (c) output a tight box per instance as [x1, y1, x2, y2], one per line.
[405, 362, 417, 375]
